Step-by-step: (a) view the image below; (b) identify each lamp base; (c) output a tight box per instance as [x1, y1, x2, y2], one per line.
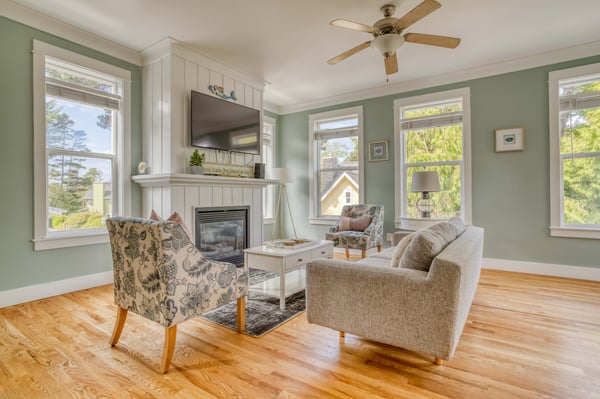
[416, 192, 435, 218]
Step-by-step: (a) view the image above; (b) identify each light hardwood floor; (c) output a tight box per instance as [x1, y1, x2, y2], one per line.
[1, 268, 599, 398]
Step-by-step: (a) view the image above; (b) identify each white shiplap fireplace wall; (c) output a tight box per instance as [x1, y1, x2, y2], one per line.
[135, 38, 271, 246]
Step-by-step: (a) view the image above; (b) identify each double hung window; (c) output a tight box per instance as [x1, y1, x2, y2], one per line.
[394, 88, 471, 224]
[309, 107, 363, 223]
[549, 63, 600, 238]
[33, 41, 130, 250]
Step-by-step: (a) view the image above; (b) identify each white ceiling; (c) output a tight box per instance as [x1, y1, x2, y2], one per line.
[7, 0, 600, 112]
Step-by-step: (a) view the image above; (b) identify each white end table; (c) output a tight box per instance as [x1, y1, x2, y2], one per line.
[244, 240, 333, 310]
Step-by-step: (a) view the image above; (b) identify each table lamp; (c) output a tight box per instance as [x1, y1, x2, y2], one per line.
[411, 171, 440, 218]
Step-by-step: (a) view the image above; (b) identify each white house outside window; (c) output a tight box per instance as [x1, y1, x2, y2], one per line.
[394, 88, 471, 225]
[549, 63, 600, 239]
[32, 41, 131, 250]
[309, 106, 364, 224]
[262, 116, 276, 223]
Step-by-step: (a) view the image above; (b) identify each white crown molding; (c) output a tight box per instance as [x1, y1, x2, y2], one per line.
[483, 258, 600, 282]
[0, 271, 113, 308]
[276, 40, 600, 115]
[1, 0, 142, 65]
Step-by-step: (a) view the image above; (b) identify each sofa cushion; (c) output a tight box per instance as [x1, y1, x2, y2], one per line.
[338, 215, 372, 232]
[448, 216, 466, 236]
[391, 232, 415, 267]
[399, 222, 460, 272]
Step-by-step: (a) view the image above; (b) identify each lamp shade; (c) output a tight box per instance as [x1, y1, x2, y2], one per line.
[371, 34, 405, 57]
[272, 167, 294, 184]
[411, 171, 440, 192]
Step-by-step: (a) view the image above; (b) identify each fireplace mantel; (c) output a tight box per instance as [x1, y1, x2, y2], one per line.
[132, 173, 279, 188]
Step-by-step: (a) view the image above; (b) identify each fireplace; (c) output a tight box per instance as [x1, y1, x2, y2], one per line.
[195, 206, 249, 266]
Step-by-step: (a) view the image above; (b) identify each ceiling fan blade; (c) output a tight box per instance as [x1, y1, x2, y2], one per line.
[327, 41, 372, 65]
[404, 33, 461, 48]
[330, 19, 377, 34]
[384, 53, 398, 75]
[394, 0, 441, 31]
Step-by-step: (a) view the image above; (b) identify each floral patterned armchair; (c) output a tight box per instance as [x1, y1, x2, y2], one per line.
[325, 204, 384, 258]
[106, 217, 248, 373]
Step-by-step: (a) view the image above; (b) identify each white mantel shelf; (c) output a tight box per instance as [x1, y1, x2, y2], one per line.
[132, 173, 279, 188]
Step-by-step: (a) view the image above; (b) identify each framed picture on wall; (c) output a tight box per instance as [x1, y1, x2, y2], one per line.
[368, 140, 389, 161]
[495, 127, 525, 152]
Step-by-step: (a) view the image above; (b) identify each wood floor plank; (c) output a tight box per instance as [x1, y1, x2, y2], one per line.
[0, 269, 599, 398]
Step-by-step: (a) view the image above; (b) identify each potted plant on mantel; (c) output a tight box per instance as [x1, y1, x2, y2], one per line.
[189, 149, 205, 175]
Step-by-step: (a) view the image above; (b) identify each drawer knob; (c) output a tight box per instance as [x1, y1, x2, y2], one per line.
[298, 258, 302, 262]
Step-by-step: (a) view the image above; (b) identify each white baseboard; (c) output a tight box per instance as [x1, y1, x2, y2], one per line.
[483, 258, 600, 282]
[0, 271, 114, 308]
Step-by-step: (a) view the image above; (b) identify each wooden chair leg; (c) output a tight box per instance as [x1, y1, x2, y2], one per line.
[377, 245, 382, 253]
[339, 331, 345, 338]
[345, 248, 350, 258]
[160, 325, 177, 374]
[236, 296, 246, 332]
[361, 249, 366, 258]
[434, 357, 444, 365]
[110, 307, 128, 346]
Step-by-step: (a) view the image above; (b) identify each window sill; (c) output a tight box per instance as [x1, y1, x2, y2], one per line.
[550, 226, 600, 239]
[263, 217, 275, 225]
[33, 230, 109, 251]
[309, 217, 337, 226]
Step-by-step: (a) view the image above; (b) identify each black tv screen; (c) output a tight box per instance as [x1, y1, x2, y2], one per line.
[190, 90, 261, 155]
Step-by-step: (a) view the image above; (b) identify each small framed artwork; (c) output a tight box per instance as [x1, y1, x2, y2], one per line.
[368, 140, 389, 162]
[495, 127, 525, 152]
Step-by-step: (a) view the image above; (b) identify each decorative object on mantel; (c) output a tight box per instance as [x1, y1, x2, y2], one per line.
[208, 84, 237, 101]
[495, 127, 525, 152]
[411, 170, 440, 218]
[189, 149, 205, 174]
[368, 140, 389, 161]
[137, 161, 147, 175]
[271, 168, 298, 242]
[202, 162, 254, 178]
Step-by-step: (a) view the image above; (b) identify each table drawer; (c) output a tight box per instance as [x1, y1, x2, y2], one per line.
[284, 249, 311, 268]
[311, 245, 333, 259]
[245, 253, 282, 272]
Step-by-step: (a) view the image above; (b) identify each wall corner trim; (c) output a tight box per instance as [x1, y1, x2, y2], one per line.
[0, 271, 113, 308]
[483, 257, 600, 282]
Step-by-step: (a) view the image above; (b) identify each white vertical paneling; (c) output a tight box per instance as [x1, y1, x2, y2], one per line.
[243, 187, 253, 206]
[222, 187, 232, 206]
[232, 187, 243, 205]
[198, 186, 213, 207]
[171, 186, 185, 215]
[161, 56, 171, 173]
[252, 187, 263, 246]
[234, 81, 245, 105]
[209, 70, 223, 87]
[171, 55, 185, 173]
[161, 187, 171, 217]
[142, 188, 153, 217]
[184, 186, 199, 236]
[151, 187, 162, 216]
[253, 88, 262, 111]
[245, 86, 253, 108]
[184, 60, 198, 166]
[197, 65, 210, 94]
[151, 60, 162, 173]
[142, 63, 152, 172]
[223, 76, 234, 99]
[212, 186, 223, 205]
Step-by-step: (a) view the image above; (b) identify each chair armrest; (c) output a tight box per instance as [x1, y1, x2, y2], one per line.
[328, 223, 340, 233]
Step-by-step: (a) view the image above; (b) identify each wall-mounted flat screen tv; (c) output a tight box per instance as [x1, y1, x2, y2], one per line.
[190, 90, 261, 155]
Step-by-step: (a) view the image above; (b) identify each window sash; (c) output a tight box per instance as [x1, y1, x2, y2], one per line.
[46, 78, 121, 110]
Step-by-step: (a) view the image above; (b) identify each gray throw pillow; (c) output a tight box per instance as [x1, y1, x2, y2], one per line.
[390, 232, 415, 267]
[399, 222, 460, 271]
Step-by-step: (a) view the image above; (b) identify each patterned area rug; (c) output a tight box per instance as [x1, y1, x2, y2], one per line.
[200, 268, 306, 337]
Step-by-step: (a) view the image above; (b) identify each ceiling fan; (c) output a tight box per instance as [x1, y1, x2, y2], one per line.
[327, 0, 461, 76]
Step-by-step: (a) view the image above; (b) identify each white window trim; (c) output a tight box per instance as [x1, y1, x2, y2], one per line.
[393, 87, 472, 227]
[308, 106, 364, 225]
[549, 62, 600, 239]
[32, 40, 131, 250]
[263, 115, 276, 225]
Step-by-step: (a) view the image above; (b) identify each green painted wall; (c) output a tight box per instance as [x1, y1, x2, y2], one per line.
[0, 17, 142, 291]
[279, 56, 600, 269]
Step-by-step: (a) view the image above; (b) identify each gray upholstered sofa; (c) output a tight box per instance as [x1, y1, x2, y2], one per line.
[306, 223, 484, 365]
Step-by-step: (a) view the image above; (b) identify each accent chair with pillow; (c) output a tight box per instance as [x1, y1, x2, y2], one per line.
[106, 217, 248, 373]
[307, 218, 484, 365]
[325, 204, 384, 258]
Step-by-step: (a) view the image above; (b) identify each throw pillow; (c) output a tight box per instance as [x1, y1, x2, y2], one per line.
[399, 222, 460, 272]
[390, 232, 415, 267]
[338, 215, 372, 232]
[149, 209, 192, 238]
[448, 216, 466, 236]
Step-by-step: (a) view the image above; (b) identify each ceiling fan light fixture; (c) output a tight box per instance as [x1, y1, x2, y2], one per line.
[371, 34, 405, 57]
